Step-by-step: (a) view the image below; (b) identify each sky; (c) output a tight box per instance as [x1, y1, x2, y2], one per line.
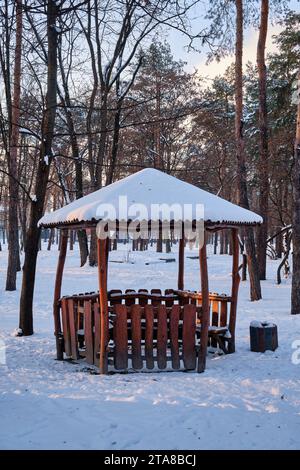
[166, 0, 299, 78]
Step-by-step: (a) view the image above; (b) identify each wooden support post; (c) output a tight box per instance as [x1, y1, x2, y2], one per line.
[97, 237, 109, 374]
[178, 236, 185, 290]
[228, 228, 241, 353]
[198, 231, 210, 373]
[53, 229, 68, 360]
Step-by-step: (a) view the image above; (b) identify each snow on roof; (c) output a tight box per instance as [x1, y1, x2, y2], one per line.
[38, 168, 262, 227]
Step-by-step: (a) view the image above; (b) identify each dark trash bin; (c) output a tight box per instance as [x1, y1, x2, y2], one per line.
[250, 321, 278, 352]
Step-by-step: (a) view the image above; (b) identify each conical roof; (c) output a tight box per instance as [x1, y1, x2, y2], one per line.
[38, 168, 262, 228]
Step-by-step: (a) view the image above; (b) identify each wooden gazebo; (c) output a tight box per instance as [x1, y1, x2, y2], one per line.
[39, 169, 262, 374]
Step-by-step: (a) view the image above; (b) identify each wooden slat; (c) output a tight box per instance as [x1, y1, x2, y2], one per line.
[77, 301, 85, 349]
[93, 301, 100, 366]
[165, 289, 175, 307]
[211, 300, 219, 347]
[125, 289, 136, 306]
[179, 294, 189, 306]
[138, 289, 148, 306]
[109, 289, 123, 305]
[61, 298, 71, 357]
[84, 300, 94, 364]
[212, 300, 219, 327]
[114, 304, 128, 370]
[131, 305, 143, 369]
[68, 299, 78, 360]
[151, 289, 161, 306]
[157, 305, 168, 369]
[182, 304, 197, 370]
[145, 305, 154, 369]
[220, 300, 227, 327]
[178, 237, 185, 290]
[169, 305, 180, 370]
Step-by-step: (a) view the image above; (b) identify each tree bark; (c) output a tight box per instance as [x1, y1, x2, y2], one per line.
[235, 0, 261, 300]
[106, 100, 122, 186]
[256, 0, 269, 280]
[19, 0, 59, 335]
[89, 228, 98, 266]
[6, 0, 22, 291]
[228, 228, 241, 353]
[58, 45, 89, 266]
[291, 67, 300, 314]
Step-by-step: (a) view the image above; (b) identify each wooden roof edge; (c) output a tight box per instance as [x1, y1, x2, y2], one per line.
[39, 218, 261, 231]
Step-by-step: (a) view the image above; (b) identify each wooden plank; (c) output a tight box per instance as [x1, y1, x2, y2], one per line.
[157, 305, 168, 369]
[114, 304, 128, 370]
[109, 289, 123, 305]
[125, 289, 136, 306]
[131, 304, 143, 369]
[182, 304, 197, 370]
[178, 237, 185, 290]
[68, 299, 78, 360]
[145, 305, 154, 369]
[84, 300, 94, 365]
[93, 301, 100, 366]
[151, 289, 161, 306]
[220, 300, 227, 327]
[77, 301, 85, 349]
[61, 298, 71, 357]
[169, 305, 180, 370]
[138, 289, 148, 306]
[165, 289, 175, 307]
[211, 300, 219, 347]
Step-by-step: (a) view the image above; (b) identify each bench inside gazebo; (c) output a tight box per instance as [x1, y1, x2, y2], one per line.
[39, 169, 262, 374]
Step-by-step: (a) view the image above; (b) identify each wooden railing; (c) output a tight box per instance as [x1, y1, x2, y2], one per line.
[59, 288, 233, 371]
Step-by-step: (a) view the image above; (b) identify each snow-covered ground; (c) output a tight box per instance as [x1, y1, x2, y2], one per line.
[0, 242, 299, 450]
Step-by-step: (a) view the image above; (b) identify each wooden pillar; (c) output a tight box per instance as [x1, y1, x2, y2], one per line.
[178, 237, 185, 290]
[97, 237, 109, 374]
[228, 228, 241, 353]
[53, 228, 68, 360]
[198, 231, 210, 373]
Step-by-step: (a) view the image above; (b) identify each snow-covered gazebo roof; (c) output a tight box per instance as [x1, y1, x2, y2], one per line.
[38, 168, 262, 228]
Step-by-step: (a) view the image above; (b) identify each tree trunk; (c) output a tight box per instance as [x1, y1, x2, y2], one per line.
[220, 230, 224, 254]
[275, 231, 283, 259]
[69, 230, 74, 250]
[89, 229, 98, 266]
[47, 228, 54, 250]
[235, 0, 261, 300]
[156, 227, 163, 253]
[58, 46, 89, 267]
[106, 101, 122, 185]
[19, 0, 59, 335]
[291, 67, 300, 314]
[242, 253, 247, 281]
[256, 0, 269, 280]
[213, 232, 218, 255]
[94, 92, 108, 188]
[6, 0, 22, 291]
